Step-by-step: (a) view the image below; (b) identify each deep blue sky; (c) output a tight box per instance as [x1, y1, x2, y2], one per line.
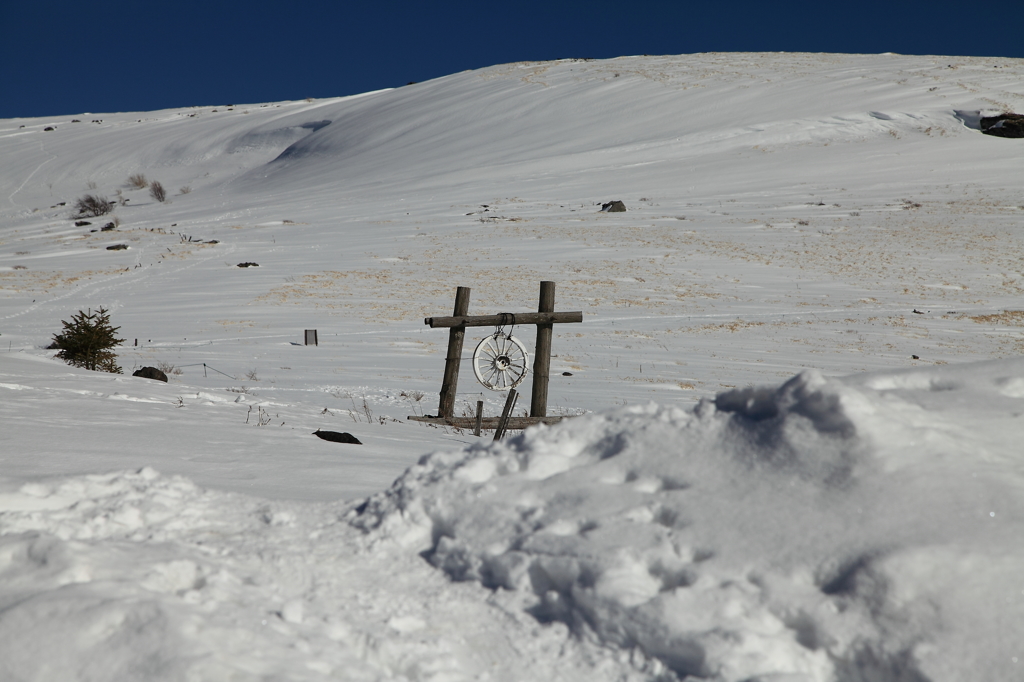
[3, 0, 1022, 119]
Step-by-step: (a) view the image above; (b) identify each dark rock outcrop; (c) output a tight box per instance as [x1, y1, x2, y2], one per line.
[980, 113, 1024, 138]
[133, 366, 168, 382]
[313, 429, 362, 444]
[601, 200, 626, 212]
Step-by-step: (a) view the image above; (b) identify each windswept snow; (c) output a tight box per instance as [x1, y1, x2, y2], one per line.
[356, 359, 1024, 681]
[0, 468, 629, 682]
[2, 52, 1024, 680]
[2, 360, 1022, 680]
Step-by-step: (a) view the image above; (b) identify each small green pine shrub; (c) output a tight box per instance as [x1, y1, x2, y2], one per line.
[51, 307, 124, 373]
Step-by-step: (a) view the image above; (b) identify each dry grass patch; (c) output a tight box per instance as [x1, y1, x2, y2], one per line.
[969, 310, 1024, 326]
[691, 320, 766, 334]
[0, 267, 124, 293]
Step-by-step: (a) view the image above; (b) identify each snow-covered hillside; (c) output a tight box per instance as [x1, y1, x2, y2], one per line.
[2, 53, 1023, 680]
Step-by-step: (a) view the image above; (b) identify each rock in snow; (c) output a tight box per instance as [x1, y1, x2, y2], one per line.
[133, 366, 169, 382]
[980, 112, 1024, 138]
[313, 429, 362, 444]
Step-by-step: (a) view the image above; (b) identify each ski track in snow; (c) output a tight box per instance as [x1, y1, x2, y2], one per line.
[5, 136, 57, 210]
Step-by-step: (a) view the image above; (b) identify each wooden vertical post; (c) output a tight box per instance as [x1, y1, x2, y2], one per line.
[531, 281, 555, 418]
[494, 388, 519, 441]
[474, 400, 483, 437]
[438, 286, 471, 419]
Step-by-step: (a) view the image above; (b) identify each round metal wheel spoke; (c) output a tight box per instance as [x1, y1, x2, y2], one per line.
[473, 332, 529, 391]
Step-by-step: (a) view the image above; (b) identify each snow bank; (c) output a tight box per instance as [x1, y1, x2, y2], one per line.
[0, 469, 639, 681]
[1, 361, 1022, 681]
[354, 360, 1024, 681]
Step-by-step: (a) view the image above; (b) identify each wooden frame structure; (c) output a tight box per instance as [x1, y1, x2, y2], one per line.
[408, 281, 582, 430]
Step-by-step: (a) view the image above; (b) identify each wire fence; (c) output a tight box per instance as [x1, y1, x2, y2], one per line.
[172, 362, 237, 380]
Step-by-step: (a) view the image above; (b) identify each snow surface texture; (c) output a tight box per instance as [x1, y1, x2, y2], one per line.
[2, 52, 1024, 680]
[2, 360, 1022, 680]
[354, 360, 1024, 681]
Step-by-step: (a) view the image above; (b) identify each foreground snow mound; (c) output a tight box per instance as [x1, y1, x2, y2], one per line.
[354, 360, 1024, 682]
[0, 469, 635, 681]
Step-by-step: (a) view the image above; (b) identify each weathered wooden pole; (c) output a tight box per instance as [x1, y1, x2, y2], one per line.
[424, 311, 582, 328]
[438, 286, 471, 419]
[530, 281, 555, 418]
[494, 389, 519, 441]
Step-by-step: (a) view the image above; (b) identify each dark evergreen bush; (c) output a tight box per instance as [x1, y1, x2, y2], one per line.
[51, 307, 124, 373]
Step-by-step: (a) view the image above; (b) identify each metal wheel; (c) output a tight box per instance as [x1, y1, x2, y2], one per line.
[473, 332, 529, 391]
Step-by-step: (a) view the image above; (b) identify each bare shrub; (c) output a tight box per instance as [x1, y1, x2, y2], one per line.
[245, 368, 259, 381]
[149, 181, 167, 202]
[127, 173, 149, 189]
[179, 185, 192, 195]
[86, 180, 98, 190]
[156, 361, 183, 376]
[74, 194, 114, 217]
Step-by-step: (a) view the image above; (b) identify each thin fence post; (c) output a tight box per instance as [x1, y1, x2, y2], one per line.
[474, 400, 483, 437]
[438, 287, 470, 420]
[494, 389, 518, 441]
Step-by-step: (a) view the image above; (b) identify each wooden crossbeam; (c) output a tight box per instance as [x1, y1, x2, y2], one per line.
[425, 311, 582, 328]
[408, 415, 567, 429]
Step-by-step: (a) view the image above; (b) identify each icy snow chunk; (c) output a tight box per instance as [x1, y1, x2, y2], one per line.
[523, 453, 574, 480]
[864, 372, 959, 392]
[592, 552, 662, 607]
[453, 456, 497, 483]
[386, 614, 425, 633]
[141, 560, 202, 594]
[19, 482, 51, 497]
[997, 376, 1024, 398]
[280, 599, 304, 624]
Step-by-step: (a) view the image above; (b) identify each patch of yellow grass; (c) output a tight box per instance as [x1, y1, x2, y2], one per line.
[969, 310, 1024, 326]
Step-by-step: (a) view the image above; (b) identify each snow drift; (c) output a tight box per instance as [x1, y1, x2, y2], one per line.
[354, 360, 1024, 681]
